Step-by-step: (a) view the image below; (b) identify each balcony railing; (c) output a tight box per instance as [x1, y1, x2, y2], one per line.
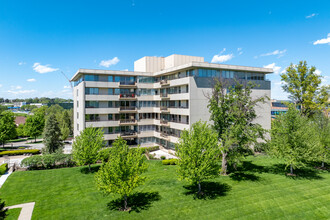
[119, 106, 137, 111]
[160, 79, 169, 86]
[160, 119, 169, 125]
[160, 93, 169, 98]
[119, 81, 136, 86]
[119, 93, 136, 99]
[119, 119, 137, 124]
[160, 106, 168, 111]
[121, 131, 137, 137]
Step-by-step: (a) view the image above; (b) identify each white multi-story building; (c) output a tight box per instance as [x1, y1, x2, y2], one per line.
[71, 54, 273, 149]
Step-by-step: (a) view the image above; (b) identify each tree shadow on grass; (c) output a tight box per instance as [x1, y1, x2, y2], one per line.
[183, 182, 231, 200]
[107, 192, 161, 213]
[229, 172, 261, 182]
[80, 165, 100, 174]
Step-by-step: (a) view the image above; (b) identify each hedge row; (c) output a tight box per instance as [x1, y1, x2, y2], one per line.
[0, 163, 8, 175]
[162, 159, 178, 165]
[21, 154, 75, 170]
[98, 146, 160, 162]
[0, 149, 40, 157]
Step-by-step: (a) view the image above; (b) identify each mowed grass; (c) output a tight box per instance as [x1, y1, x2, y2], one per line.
[1, 155, 330, 220]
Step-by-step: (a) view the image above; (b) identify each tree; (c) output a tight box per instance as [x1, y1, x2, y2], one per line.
[16, 123, 26, 137]
[176, 121, 220, 195]
[269, 105, 320, 175]
[25, 112, 45, 142]
[0, 197, 8, 219]
[95, 137, 148, 211]
[43, 114, 63, 154]
[0, 111, 17, 147]
[60, 110, 72, 140]
[313, 113, 330, 168]
[208, 79, 267, 175]
[281, 61, 322, 117]
[72, 127, 104, 171]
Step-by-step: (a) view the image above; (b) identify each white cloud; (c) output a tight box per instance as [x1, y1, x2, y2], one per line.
[11, 85, 22, 90]
[0, 84, 2, 88]
[99, 57, 120, 68]
[237, 48, 242, 51]
[263, 63, 281, 75]
[211, 54, 234, 63]
[260, 49, 287, 57]
[314, 69, 322, 75]
[27, 78, 36, 82]
[64, 85, 71, 89]
[313, 33, 330, 45]
[7, 89, 37, 95]
[18, 62, 26, 66]
[306, 13, 318, 19]
[33, 63, 59, 74]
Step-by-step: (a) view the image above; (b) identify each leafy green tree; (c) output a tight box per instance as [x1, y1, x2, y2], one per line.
[281, 61, 323, 117]
[95, 137, 148, 211]
[0, 111, 17, 147]
[0, 197, 8, 219]
[60, 110, 72, 140]
[25, 113, 44, 142]
[72, 127, 104, 171]
[176, 121, 220, 195]
[16, 123, 26, 137]
[208, 79, 267, 175]
[270, 105, 320, 175]
[43, 114, 63, 154]
[313, 113, 330, 168]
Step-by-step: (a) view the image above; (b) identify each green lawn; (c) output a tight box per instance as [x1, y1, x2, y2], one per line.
[6, 208, 21, 220]
[1, 155, 329, 219]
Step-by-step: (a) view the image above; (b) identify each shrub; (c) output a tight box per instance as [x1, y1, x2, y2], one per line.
[162, 160, 170, 165]
[160, 156, 166, 160]
[0, 163, 8, 175]
[170, 159, 178, 165]
[21, 154, 75, 170]
[18, 147, 26, 149]
[97, 148, 112, 162]
[0, 149, 40, 157]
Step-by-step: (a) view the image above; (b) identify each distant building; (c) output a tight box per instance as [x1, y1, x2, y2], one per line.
[47, 102, 73, 110]
[271, 99, 291, 119]
[30, 103, 47, 108]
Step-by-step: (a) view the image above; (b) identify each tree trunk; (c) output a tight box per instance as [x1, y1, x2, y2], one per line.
[198, 180, 201, 194]
[221, 151, 228, 175]
[321, 161, 325, 168]
[88, 164, 91, 172]
[124, 194, 128, 210]
[35, 136, 36, 143]
[290, 164, 293, 175]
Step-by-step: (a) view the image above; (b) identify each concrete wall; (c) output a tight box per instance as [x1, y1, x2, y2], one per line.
[73, 82, 86, 137]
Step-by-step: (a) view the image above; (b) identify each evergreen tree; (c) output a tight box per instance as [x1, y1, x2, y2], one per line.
[95, 137, 148, 211]
[0, 197, 8, 219]
[0, 111, 17, 147]
[208, 79, 267, 175]
[270, 105, 320, 175]
[72, 127, 104, 171]
[176, 121, 220, 195]
[43, 114, 63, 154]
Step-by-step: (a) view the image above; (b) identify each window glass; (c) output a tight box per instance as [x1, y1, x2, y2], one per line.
[84, 75, 99, 81]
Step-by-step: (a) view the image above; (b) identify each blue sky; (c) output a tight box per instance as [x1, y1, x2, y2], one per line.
[0, 0, 329, 99]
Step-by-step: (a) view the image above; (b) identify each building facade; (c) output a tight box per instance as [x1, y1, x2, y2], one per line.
[71, 54, 273, 149]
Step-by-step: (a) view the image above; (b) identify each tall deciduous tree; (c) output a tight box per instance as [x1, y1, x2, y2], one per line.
[313, 113, 330, 168]
[43, 114, 63, 154]
[281, 61, 323, 117]
[25, 112, 45, 142]
[208, 79, 267, 175]
[176, 121, 220, 195]
[270, 105, 320, 175]
[95, 137, 148, 211]
[72, 127, 104, 171]
[0, 111, 17, 147]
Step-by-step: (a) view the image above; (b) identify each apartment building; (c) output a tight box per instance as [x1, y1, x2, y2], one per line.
[71, 54, 273, 149]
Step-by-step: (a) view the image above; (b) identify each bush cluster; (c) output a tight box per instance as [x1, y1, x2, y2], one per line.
[0, 163, 8, 175]
[21, 154, 75, 170]
[162, 159, 178, 165]
[0, 149, 40, 157]
[98, 146, 160, 162]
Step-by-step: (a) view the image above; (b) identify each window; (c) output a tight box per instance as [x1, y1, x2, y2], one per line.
[77, 112, 79, 119]
[85, 88, 99, 95]
[84, 74, 99, 81]
[74, 76, 83, 87]
[198, 69, 220, 78]
[77, 124, 79, 131]
[77, 101, 79, 108]
[108, 114, 113, 120]
[108, 76, 114, 82]
[108, 89, 113, 95]
[85, 101, 99, 108]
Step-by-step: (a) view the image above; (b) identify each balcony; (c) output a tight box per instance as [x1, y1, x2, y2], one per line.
[160, 119, 170, 126]
[119, 93, 137, 100]
[160, 132, 170, 140]
[119, 81, 137, 88]
[160, 93, 170, 100]
[160, 106, 170, 112]
[120, 131, 138, 138]
[119, 106, 137, 112]
[160, 79, 170, 87]
[119, 119, 137, 125]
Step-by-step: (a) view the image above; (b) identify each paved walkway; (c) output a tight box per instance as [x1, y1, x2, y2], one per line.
[151, 149, 178, 159]
[6, 202, 35, 220]
[0, 171, 12, 188]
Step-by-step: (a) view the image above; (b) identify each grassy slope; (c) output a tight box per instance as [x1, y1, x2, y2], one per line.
[0, 155, 329, 220]
[6, 208, 21, 220]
